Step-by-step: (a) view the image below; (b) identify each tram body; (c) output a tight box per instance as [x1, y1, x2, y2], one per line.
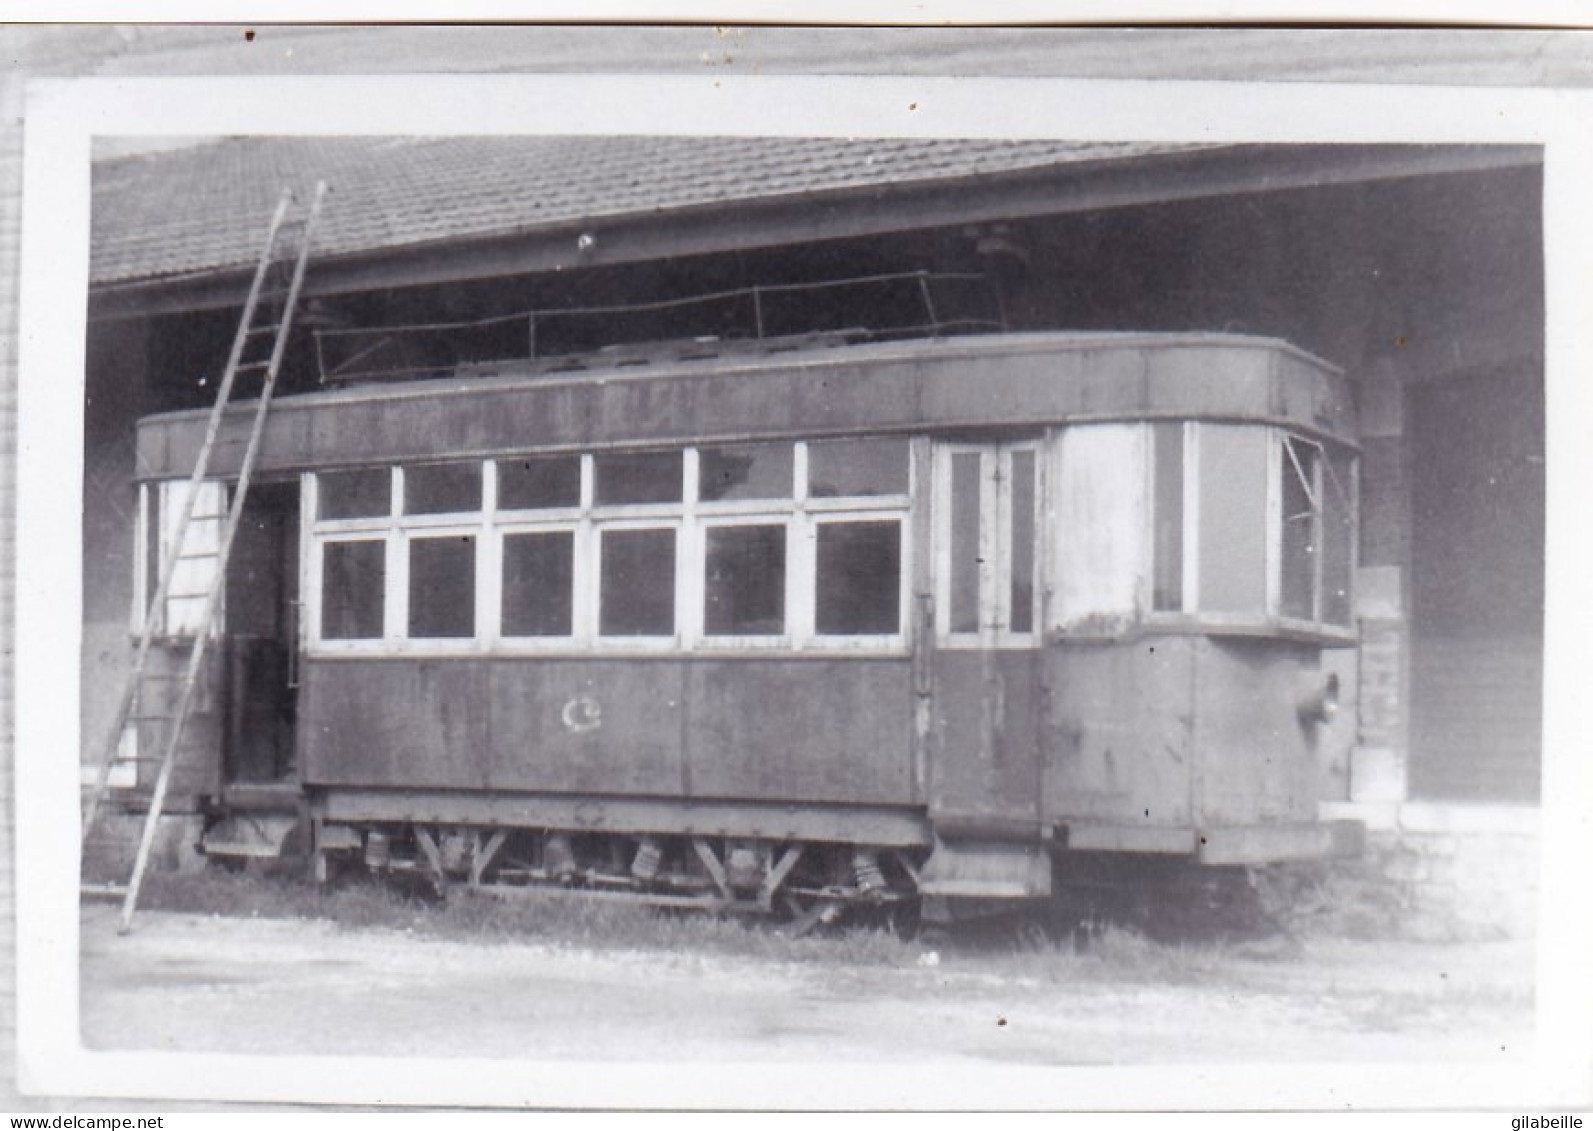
[131, 330, 1360, 917]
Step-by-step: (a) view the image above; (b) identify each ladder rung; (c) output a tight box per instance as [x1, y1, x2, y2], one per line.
[246, 323, 284, 336]
[82, 883, 129, 900]
[165, 590, 215, 600]
[234, 360, 273, 372]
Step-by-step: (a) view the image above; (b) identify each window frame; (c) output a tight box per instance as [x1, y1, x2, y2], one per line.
[695, 512, 797, 650]
[933, 439, 1043, 650]
[301, 437, 914, 658]
[1272, 431, 1359, 636]
[1143, 423, 1357, 641]
[134, 478, 230, 639]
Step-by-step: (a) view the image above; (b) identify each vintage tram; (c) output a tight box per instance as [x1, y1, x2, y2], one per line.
[128, 328, 1361, 925]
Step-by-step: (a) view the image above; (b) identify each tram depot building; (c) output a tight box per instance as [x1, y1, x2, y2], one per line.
[82, 137, 1545, 935]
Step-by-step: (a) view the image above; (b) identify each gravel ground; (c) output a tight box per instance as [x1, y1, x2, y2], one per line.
[79, 903, 1536, 1070]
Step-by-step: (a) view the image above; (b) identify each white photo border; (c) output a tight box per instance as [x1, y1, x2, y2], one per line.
[16, 72, 1593, 1108]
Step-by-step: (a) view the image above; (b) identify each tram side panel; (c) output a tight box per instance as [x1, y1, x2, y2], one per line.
[1044, 637, 1331, 852]
[298, 656, 917, 809]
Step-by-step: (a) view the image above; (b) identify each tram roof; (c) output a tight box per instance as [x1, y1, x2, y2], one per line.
[134, 329, 1357, 483]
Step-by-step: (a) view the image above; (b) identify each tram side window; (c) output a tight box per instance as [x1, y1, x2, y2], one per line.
[1144, 426, 1355, 632]
[1009, 450, 1037, 634]
[502, 531, 575, 636]
[599, 528, 677, 636]
[700, 443, 793, 503]
[704, 524, 786, 635]
[322, 539, 385, 640]
[405, 461, 481, 515]
[1321, 446, 1356, 627]
[1151, 423, 1185, 613]
[409, 535, 476, 638]
[809, 437, 910, 498]
[1279, 437, 1320, 622]
[937, 443, 1038, 642]
[947, 453, 983, 634]
[319, 468, 390, 520]
[1279, 434, 1357, 628]
[815, 521, 901, 636]
[596, 451, 683, 506]
[498, 455, 580, 511]
[308, 439, 912, 651]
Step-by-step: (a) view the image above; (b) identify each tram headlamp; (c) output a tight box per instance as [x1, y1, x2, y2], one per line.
[1296, 671, 1340, 726]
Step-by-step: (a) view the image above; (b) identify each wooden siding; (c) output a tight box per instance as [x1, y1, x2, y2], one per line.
[1043, 636, 1196, 828]
[135, 333, 1354, 481]
[1042, 635, 1328, 832]
[1190, 638, 1326, 826]
[929, 650, 1044, 830]
[299, 655, 915, 807]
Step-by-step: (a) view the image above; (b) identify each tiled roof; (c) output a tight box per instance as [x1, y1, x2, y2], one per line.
[90, 135, 1202, 287]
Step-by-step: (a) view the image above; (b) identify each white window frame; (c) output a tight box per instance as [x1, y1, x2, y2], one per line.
[1272, 432, 1316, 625]
[933, 439, 1041, 649]
[301, 437, 914, 658]
[802, 510, 912, 651]
[132, 478, 229, 639]
[695, 512, 797, 650]
[1273, 430, 1358, 636]
[1142, 423, 1356, 640]
[797, 439, 913, 652]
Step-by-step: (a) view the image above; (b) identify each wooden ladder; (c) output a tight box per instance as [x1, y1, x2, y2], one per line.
[81, 181, 327, 933]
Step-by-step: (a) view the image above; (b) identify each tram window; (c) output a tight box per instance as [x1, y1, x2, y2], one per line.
[1280, 437, 1320, 622]
[815, 520, 900, 635]
[1197, 426, 1269, 615]
[808, 438, 909, 498]
[1009, 450, 1036, 634]
[595, 451, 684, 506]
[938, 443, 1036, 642]
[1151, 423, 1185, 613]
[408, 536, 476, 638]
[699, 443, 794, 503]
[318, 468, 390, 520]
[599, 528, 676, 635]
[321, 539, 385, 640]
[704, 524, 786, 636]
[498, 455, 580, 511]
[502, 531, 575, 637]
[405, 461, 481, 516]
[948, 453, 983, 634]
[1322, 446, 1356, 627]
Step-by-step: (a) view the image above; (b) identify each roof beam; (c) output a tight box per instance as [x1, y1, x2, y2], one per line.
[88, 143, 1540, 322]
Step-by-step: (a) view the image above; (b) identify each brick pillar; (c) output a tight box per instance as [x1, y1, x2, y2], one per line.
[1350, 356, 1410, 802]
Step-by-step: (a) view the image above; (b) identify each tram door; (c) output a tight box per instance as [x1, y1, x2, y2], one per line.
[222, 480, 300, 784]
[927, 442, 1046, 831]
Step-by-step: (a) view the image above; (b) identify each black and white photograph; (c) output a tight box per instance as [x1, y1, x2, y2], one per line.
[5, 24, 1593, 1115]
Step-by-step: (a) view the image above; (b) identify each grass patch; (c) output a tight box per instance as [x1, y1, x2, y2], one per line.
[138, 868, 924, 969]
[1251, 860, 1416, 941]
[138, 863, 1373, 984]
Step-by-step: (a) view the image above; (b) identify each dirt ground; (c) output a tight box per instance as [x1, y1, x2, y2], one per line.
[79, 903, 1537, 1069]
